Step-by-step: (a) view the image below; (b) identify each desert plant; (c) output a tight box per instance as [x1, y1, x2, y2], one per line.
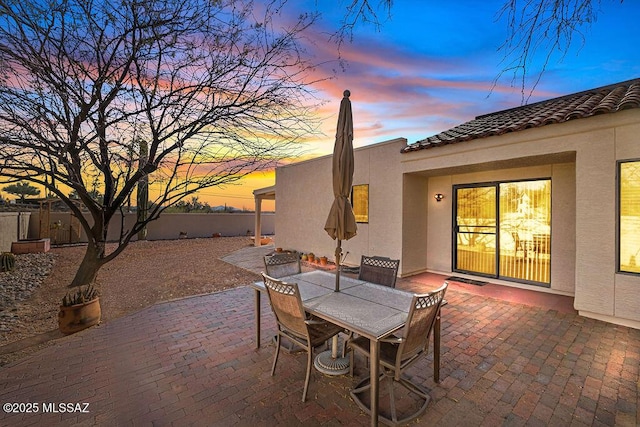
[62, 284, 99, 307]
[2, 182, 40, 202]
[0, 252, 16, 272]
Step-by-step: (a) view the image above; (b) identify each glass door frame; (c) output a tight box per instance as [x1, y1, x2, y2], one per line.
[452, 183, 500, 279]
[452, 178, 552, 286]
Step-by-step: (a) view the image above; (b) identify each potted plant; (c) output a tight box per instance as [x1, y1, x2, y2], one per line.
[58, 284, 101, 335]
[307, 252, 315, 263]
[319, 256, 328, 266]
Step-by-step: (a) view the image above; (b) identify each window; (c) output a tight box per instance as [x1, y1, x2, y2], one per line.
[351, 184, 369, 223]
[619, 160, 640, 274]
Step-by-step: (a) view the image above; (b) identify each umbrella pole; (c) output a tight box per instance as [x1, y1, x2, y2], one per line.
[331, 240, 341, 360]
[315, 238, 350, 375]
[334, 239, 341, 292]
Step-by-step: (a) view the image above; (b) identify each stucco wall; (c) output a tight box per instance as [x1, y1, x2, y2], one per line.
[273, 109, 640, 328]
[401, 174, 429, 275]
[0, 212, 31, 252]
[28, 212, 274, 243]
[0, 213, 19, 252]
[422, 175, 452, 274]
[401, 109, 640, 327]
[613, 120, 640, 326]
[549, 163, 576, 294]
[412, 163, 576, 296]
[275, 138, 406, 266]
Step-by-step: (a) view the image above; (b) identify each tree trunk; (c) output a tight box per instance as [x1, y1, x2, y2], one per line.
[69, 243, 104, 287]
[137, 140, 149, 240]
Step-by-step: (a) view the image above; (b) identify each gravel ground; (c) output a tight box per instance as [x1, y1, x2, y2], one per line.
[0, 237, 261, 367]
[0, 253, 55, 320]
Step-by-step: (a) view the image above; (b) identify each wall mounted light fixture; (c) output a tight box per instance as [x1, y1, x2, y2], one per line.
[434, 193, 444, 202]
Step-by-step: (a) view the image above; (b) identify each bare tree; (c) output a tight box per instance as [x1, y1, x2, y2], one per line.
[332, 0, 393, 46]
[495, 0, 620, 101]
[334, 0, 623, 100]
[0, 0, 322, 287]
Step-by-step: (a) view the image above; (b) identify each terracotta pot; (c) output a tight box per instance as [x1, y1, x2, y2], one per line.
[58, 297, 101, 335]
[307, 254, 315, 262]
[320, 256, 328, 266]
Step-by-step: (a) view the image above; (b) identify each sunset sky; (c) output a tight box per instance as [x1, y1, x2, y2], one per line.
[4, 2, 636, 210]
[208, 0, 640, 211]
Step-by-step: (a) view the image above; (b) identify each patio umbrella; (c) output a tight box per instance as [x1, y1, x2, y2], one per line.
[315, 90, 357, 376]
[324, 90, 358, 293]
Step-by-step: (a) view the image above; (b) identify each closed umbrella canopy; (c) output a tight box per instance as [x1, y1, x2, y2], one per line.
[314, 89, 357, 376]
[324, 90, 357, 292]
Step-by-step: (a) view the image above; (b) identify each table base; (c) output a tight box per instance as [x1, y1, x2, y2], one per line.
[314, 350, 350, 375]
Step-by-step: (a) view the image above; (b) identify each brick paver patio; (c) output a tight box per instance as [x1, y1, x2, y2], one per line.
[0, 248, 638, 426]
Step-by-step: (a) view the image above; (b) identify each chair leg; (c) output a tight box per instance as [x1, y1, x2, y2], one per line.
[349, 345, 355, 376]
[302, 346, 312, 402]
[273, 334, 304, 353]
[387, 375, 398, 425]
[351, 373, 431, 426]
[271, 333, 281, 376]
[342, 331, 353, 357]
[350, 352, 371, 377]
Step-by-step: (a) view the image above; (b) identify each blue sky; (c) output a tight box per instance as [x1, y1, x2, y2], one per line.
[205, 0, 640, 207]
[2, 1, 636, 209]
[289, 0, 640, 154]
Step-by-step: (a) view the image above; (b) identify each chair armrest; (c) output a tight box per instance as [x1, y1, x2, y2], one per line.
[381, 335, 403, 344]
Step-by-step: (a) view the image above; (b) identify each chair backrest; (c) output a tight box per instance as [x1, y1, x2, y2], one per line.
[396, 282, 448, 367]
[511, 232, 521, 247]
[262, 273, 308, 339]
[358, 255, 400, 288]
[532, 234, 550, 254]
[264, 252, 301, 278]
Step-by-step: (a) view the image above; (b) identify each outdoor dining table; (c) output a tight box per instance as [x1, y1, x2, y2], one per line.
[251, 270, 446, 427]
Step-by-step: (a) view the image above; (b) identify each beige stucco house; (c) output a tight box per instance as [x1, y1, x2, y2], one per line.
[273, 78, 640, 329]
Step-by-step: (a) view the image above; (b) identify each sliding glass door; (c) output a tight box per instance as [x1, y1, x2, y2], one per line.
[454, 185, 497, 276]
[454, 179, 551, 285]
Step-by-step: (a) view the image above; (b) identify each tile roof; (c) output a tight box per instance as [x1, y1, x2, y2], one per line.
[402, 78, 640, 153]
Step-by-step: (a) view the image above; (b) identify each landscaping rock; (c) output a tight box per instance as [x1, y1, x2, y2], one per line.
[0, 253, 54, 333]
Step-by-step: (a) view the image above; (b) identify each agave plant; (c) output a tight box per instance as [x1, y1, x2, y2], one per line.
[61, 284, 99, 307]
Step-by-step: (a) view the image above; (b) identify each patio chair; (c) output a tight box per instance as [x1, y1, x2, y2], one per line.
[532, 234, 550, 260]
[263, 252, 304, 352]
[512, 232, 528, 259]
[339, 255, 401, 356]
[347, 282, 448, 426]
[262, 273, 344, 402]
[358, 255, 400, 288]
[263, 251, 301, 278]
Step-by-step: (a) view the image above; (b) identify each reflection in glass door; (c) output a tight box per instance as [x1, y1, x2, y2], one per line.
[454, 186, 497, 276]
[499, 180, 551, 284]
[454, 180, 551, 285]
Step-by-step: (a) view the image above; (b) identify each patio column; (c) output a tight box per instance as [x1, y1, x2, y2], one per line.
[254, 195, 262, 247]
[253, 185, 275, 248]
